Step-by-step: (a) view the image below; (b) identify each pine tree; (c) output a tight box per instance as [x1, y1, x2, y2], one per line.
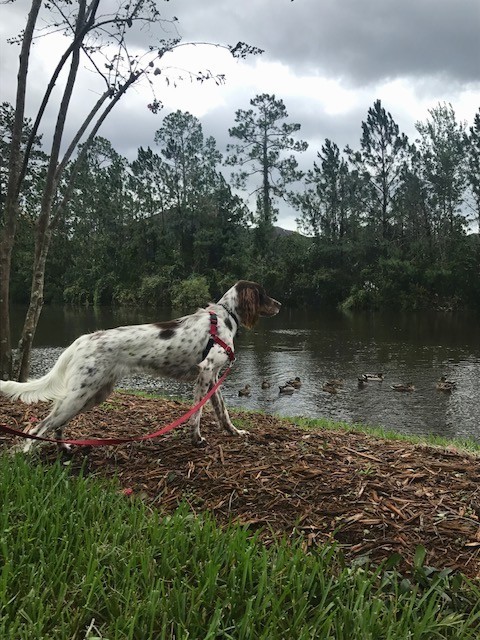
[465, 108, 480, 232]
[346, 99, 410, 239]
[226, 93, 307, 240]
[297, 139, 351, 240]
[415, 103, 467, 238]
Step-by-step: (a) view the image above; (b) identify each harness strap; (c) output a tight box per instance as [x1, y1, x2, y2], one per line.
[202, 312, 235, 363]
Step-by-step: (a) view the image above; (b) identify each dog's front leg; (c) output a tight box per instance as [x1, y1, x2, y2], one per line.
[210, 389, 247, 438]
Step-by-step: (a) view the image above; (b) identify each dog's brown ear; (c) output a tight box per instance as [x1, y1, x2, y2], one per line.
[238, 285, 259, 329]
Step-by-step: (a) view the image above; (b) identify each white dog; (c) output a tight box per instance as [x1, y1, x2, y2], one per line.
[1, 281, 281, 451]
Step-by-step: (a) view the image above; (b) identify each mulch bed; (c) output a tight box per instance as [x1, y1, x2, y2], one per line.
[1, 392, 480, 578]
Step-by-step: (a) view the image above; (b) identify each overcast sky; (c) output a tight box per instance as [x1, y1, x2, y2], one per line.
[1, 0, 479, 229]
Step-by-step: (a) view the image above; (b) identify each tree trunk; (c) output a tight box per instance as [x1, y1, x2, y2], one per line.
[262, 128, 270, 225]
[0, 0, 42, 381]
[14, 228, 52, 381]
[0, 201, 18, 380]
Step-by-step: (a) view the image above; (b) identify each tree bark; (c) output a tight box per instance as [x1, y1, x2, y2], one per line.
[0, 0, 42, 381]
[15, 228, 52, 382]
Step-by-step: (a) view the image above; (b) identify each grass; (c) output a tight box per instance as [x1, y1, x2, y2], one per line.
[1, 454, 479, 639]
[288, 415, 480, 455]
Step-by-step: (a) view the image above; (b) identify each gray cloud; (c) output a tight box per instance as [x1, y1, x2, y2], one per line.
[160, 0, 480, 86]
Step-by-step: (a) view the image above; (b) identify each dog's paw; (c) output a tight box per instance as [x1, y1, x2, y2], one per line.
[233, 428, 249, 437]
[193, 436, 208, 448]
[59, 443, 74, 457]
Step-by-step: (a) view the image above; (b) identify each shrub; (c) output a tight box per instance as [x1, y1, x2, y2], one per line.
[63, 283, 91, 305]
[93, 275, 117, 305]
[137, 273, 173, 307]
[171, 276, 211, 312]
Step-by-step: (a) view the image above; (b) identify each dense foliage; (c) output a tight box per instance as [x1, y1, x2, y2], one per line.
[3, 98, 479, 311]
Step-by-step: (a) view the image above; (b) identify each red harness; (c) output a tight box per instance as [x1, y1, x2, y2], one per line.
[202, 312, 235, 363]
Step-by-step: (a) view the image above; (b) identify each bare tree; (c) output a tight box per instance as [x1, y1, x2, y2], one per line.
[0, 0, 260, 381]
[0, 0, 42, 380]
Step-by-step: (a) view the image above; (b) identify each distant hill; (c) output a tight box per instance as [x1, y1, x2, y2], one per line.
[272, 225, 297, 237]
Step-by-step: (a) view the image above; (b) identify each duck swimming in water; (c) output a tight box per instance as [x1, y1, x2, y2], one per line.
[326, 378, 344, 387]
[238, 384, 251, 397]
[359, 373, 384, 382]
[391, 383, 415, 392]
[286, 376, 302, 388]
[322, 381, 339, 394]
[279, 384, 295, 395]
[436, 376, 456, 392]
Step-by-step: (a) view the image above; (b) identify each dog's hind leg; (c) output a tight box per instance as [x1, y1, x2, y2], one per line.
[21, 383, 114, 453]
[21, 402, 76, 454]
[209, 389, 247, 438]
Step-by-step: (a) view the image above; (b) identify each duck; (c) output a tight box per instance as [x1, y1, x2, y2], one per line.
[360, 373, 384, 382]
[391, 383, 415, 392]
[279, 384, 295, 395]
[326, 378, 344, 387]
[286, 376, 302, 388]
[261, 379, 271, 389]
[436, 376, 456, 392]
[238, 385, 251, 397]
[322, 381, 339, 394]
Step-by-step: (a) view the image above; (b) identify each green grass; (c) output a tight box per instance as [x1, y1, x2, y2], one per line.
[288, 415, 480, 454]
[1, 454, 479, 639]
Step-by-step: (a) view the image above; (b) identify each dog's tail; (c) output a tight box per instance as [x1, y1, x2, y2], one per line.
[0, 347, 73, 404]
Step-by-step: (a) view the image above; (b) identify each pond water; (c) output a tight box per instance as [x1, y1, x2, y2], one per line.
[11, 304, 480, 442]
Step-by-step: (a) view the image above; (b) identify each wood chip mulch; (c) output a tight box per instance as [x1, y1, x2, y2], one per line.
[1, 392, 480, 578]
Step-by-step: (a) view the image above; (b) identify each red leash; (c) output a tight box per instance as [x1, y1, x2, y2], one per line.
[0, 367, 231, 447]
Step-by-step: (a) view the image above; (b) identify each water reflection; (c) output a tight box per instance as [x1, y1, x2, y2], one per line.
[11, 305, 480, 441]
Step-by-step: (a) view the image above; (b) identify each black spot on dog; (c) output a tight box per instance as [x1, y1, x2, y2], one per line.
[159, 328, 175, 340]
[225, 318, 232, 331]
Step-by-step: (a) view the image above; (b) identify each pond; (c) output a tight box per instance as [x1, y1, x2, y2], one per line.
[10, 304, 480, 442]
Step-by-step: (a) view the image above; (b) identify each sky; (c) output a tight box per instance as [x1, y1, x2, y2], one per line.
[1, 0, 479, 230]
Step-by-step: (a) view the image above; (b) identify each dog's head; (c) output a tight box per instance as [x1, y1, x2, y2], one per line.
[234, 281, 281, 329]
